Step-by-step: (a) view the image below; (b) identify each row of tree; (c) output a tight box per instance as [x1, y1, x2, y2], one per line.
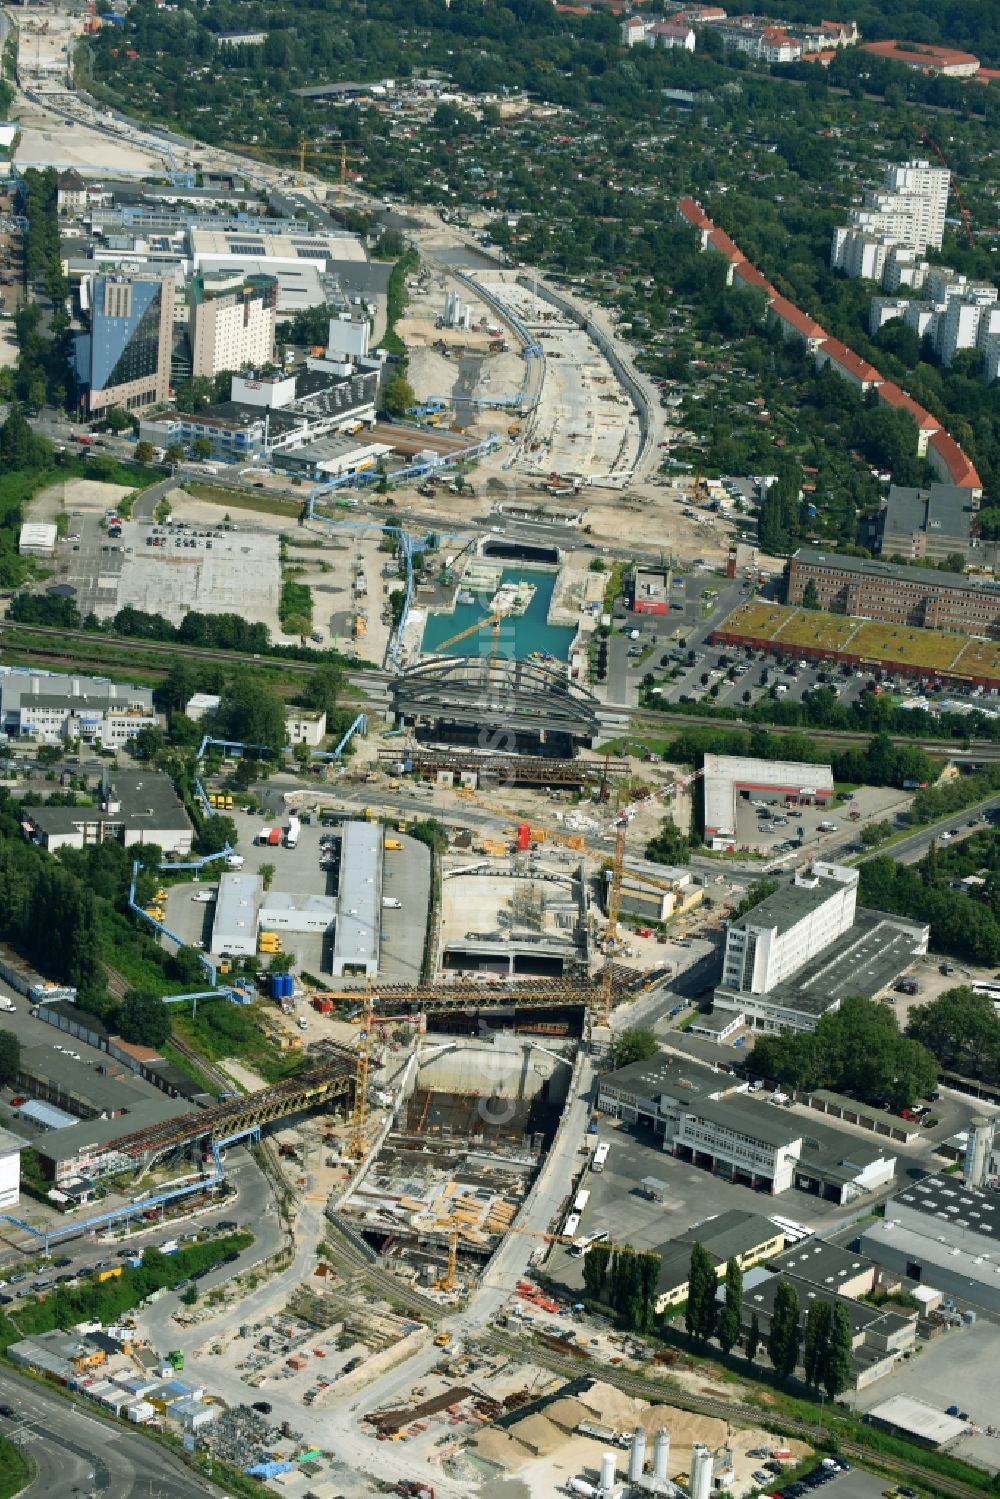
[749, 995, 938, 1108]
[860, 853, 1000, 968]
[583, 1241, 660, 1333]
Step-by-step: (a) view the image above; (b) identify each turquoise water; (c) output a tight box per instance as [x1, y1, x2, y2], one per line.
[421, 568, 577, 662]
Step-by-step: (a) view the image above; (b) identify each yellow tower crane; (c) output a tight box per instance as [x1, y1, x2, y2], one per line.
[224, 136, 365, 200]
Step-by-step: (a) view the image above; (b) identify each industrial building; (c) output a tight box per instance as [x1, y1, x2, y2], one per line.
[864, 1395, 972, 1450]
[736, 1263, 916, 1388]
[616, 866, 704, 925]
[877, 482, 979, 563]
[271, 434, 392, 481]
[17, 522, 57, 557]
[787, 547, 1000, 638]
[596, 1049, 897, 1201]
[209, 820, 380, 976]
[75, 270, 175, 416]
[714, 863, 928, 1032]
[701, 753, 834, 851]
[0, 1127, 26, 1209]
[438, 856, 589, 978]
[210, 872, 336, 961]
[22, 771, 193, 855]
[0, 667, 157, 749]
[331, 820, 381, 978]
[860, 1160, 1000, 1314]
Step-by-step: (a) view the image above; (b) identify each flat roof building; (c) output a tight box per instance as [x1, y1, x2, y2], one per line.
[0, 1127, 26, 1209]
[210, 872, 264, 958]
[702, 753, 834, 850]
[18, 523, 57, 556]
[0, 667, 156, 749]
[720, 863, 858, 996]
[331, 820, 382, 977]
[23, 771, 193, 855]
[653, 1210, 785, 1313]
[865, 1395, 971, 1449]
[860, 1172, 1000, 1313]
[877, 482, 977, 563]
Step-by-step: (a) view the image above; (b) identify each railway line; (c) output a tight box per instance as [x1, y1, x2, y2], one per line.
[481, 1331, 991, 1499]
[5, 619, 1000, 759]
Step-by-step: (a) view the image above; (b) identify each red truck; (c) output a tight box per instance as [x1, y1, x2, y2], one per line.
[267, 827, 281, 846]
[313, 997, 333, 1014]
[72, 433, 95, 446]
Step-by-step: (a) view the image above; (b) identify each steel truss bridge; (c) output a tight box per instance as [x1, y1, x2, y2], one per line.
[391, 656, 602, 748]
[376, 746, 628, 788]
[105, 1056, 356, 1168]
[315, 973, 651, 1016]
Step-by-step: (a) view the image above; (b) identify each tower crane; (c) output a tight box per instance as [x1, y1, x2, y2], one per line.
[224, 135, 366, 201]
[915, 127, 975, 249]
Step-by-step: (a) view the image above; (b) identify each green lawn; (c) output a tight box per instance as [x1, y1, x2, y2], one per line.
[0, 1434, 31, 1498]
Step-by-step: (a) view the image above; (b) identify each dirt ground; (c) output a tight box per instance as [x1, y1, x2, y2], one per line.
[25, 477, 137, 524]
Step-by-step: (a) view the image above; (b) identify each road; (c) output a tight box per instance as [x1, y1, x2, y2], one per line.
[0, 1366, 225, 1499]
[856, 795, 1000, 865]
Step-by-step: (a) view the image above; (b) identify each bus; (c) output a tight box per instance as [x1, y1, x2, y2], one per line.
[971, 981, 1000, 1003]
[573, 1188, 590, 1216]
[592, 1142, 610, 1172]
[562, 1212, 581, 1241]
[570, 1230, 610, 1258]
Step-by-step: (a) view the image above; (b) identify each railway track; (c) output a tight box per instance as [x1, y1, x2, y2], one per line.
[481, 1331, 990, 1499]
[323, 1218, 441, 1318]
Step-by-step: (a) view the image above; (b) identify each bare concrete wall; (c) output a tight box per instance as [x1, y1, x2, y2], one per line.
[415, 1036, 573, 1104]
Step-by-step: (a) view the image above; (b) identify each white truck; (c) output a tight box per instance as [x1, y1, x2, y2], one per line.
[0, 997, 14, 1014]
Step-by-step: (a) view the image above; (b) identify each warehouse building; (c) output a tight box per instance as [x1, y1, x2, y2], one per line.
[860, 1172, 1000, 1313]
[18, 522, 57, 557]
[702, 753, 834, 851]
[787, 547, 1000, 639]
[33, 1098, 187, 1186]
[864, 1396, 971, 1450]
[713, 863, 928, 1032]
[22, 771, 193, 855]
[331, 820, 381, 977]
[0, 667, 157, 749]
[596, 1050, 730, 1129]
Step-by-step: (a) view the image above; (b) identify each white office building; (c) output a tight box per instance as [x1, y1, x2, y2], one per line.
[0, 1128, 26, 1210]
[714, 863, 928, 1033]
[0, 667, 157, 749]
[721, 863, 858, 995]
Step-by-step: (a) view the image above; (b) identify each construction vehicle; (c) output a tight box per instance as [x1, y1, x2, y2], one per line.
[167, 1349, 185, 1370]
[385, 837, 403, 851]
[433, 1331, 451, 1347]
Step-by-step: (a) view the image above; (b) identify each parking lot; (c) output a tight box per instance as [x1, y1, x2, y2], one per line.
[854, 1323, 1000, 1472]
[545, 1120, 851, 1295]
[601, 575, 746, 703]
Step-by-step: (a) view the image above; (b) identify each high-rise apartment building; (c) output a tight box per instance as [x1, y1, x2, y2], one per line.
[830, 158, 950, 287]
[75, 272, 175, 416]
[189, 270, 278, 379]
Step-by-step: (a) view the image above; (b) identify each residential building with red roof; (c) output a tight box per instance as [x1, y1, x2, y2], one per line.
[927, 430, 983, 495]
[814, 337, 883, 391]
[875, 381, 940, 456]
[706, 226, 746, 282]
[733, 261, 777, 298]
[677, 196, 714, 248]
[768, 295, 827, 350]
[861, 39, 979, 77]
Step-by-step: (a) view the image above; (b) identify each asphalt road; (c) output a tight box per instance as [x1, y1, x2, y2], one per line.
[0, 1366, 224, 1499]
[858, 795, 1000, 866]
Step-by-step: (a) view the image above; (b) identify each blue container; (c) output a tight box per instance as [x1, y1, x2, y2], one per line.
[269, 972, 284, 1000]
[281, 972, 294, 999]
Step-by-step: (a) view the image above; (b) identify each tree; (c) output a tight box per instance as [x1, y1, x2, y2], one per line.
[117, 989, 170, 1048]
[608, 1027, 658, 1071]
[135, 440, 155, 464]
[197, 814, 238, 855]
[191, 437, 213, 460]
[302, 662, 345, 718]
[745, 1310, 760, 1365]
[165, 443, 185, 465]
[584, 1239, 612, 1301]
[908, 987, 1000, 1077]
[211, 674, 287, 759]
[383, 375, 416, 417]
[0, 1031, 20, 1085]
[259, 862, 276, 891]
[860, 820, 893, 848]
[802, 579, 820, 610]
[716, 1257, 743, 1356]
[685, 1242, 717, 1343]
[645, 819, 689, 865]
[102, 405, 133, 433]
[802, 1299, 831, 1388]
[767, 1279, 800, 1382]
[821, 1302, 855, 1399]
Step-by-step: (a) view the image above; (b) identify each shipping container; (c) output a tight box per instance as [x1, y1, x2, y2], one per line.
[267, 827, 281, 847]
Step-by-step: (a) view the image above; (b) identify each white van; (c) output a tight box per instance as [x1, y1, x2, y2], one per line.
[382, 897, 402, 909]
